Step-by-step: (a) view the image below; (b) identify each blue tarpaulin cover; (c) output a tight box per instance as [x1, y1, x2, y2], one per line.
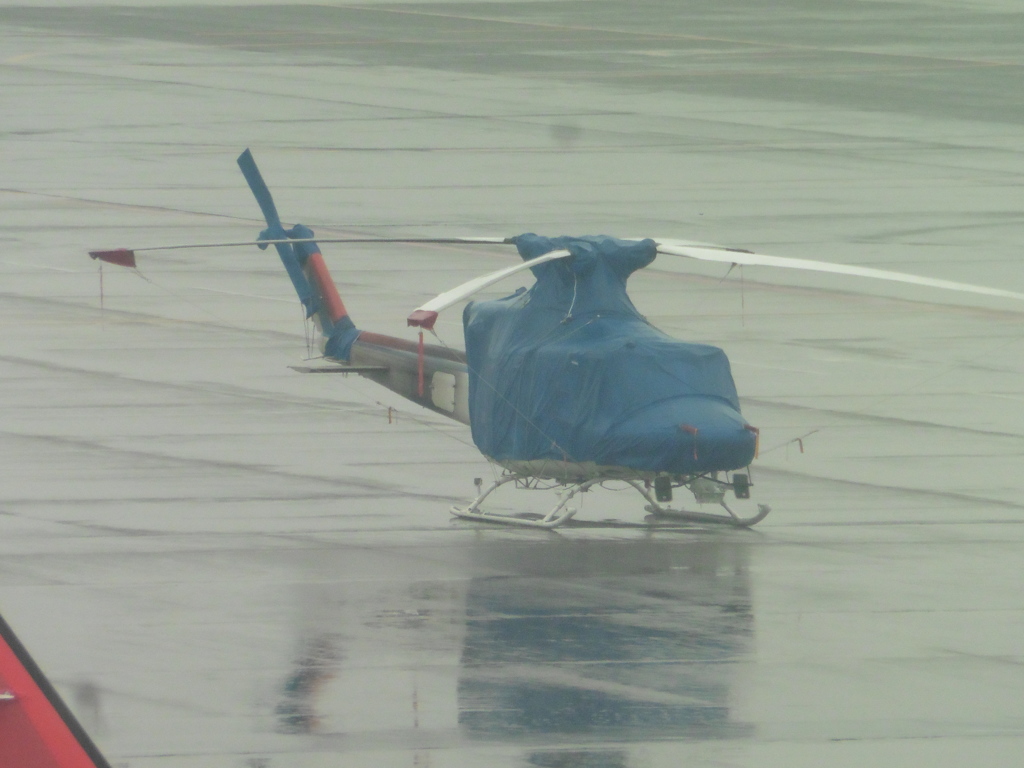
[463, 234, 756, 475]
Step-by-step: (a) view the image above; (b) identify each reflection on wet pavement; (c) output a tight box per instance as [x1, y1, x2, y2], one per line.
[276, 635, 340, 735]
[459, 540, 752, 741]
[272, 537, 754, 754]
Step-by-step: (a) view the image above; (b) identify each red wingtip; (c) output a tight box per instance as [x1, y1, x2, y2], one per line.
[88, 249, 136, 269]
[407, 309, 438, 330]
[1, 613, 111, 768]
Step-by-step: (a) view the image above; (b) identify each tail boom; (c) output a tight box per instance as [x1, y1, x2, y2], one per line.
[344, 332, 470, 423]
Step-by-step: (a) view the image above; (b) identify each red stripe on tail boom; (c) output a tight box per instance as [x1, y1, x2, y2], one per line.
[305, 252, 347, 323]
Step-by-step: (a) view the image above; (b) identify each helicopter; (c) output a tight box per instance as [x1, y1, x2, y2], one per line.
[89, 150, 1024, 529]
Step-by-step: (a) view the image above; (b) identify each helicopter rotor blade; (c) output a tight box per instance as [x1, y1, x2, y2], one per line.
[236, 148, 282, 229]
[85, 236, 514, 267]
[407, 249, 572, 330]
[656, 240, 1024, 303]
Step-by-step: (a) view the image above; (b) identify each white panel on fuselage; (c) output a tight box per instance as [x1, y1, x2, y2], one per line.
[431, 371, 456, 412]
[454, 372, 469, 423]
[430, 371, 471, 424]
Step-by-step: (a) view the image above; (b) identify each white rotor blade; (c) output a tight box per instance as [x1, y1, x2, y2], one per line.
[656, 240, 1024, 303]
[408, 249, 572, 329]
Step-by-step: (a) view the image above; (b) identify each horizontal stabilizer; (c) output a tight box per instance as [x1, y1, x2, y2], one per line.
[289, 364, 388, 374]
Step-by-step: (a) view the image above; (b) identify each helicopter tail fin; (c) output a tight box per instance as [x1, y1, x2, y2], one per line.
[236, 149, 360, 361]
[283, 226, 361, 361]
[0, 611, 112, 768]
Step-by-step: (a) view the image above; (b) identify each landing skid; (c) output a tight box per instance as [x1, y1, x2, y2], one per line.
[451, 475, 771, 529]
[642, 499, 771, 527]
[451, 476, 599, 529]
[631, 480, 771, 528]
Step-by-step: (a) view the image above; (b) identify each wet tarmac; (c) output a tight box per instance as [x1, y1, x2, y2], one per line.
[2, 1, 1024, 766]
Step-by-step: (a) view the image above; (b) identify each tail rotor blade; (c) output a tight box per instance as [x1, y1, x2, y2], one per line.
[236, 148, 281, 228]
